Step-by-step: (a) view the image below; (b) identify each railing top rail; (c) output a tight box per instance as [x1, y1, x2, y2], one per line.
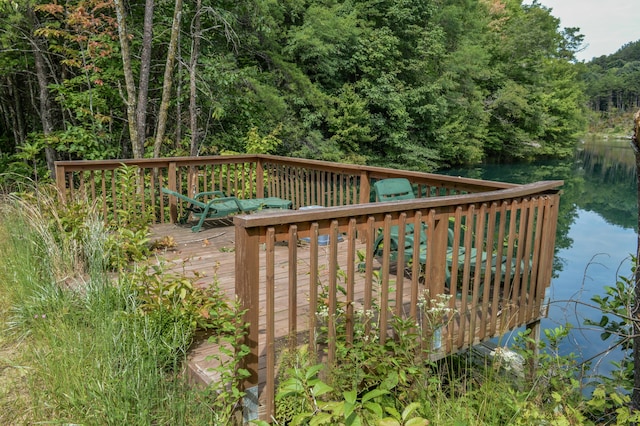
[54, 154, 516, 192]
[233, 180, 563, 229]
[53, 155, 261, 170]
[257, 154, 517, 191]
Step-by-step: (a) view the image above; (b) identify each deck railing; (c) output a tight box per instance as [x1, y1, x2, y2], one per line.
[233, 180, 561, 420]
[54, 155, 562, 421]
[54, 154, 516, 223]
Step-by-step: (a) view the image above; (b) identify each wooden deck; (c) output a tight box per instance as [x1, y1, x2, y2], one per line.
[56, 155, 560, 420]
[150, 220, 515, 394]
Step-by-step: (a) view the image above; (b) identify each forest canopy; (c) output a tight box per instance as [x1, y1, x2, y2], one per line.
[583, 40, 640, 114]
[0, 0, 600, 178]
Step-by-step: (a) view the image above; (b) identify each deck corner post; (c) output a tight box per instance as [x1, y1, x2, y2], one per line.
[359, 170, 371, 204]
[256, 158, 265, 197]
[167, 162, 177, 223]
[235, 221, 261, 420]
[427, 214, 449, 295]
[525, 319, 541, 381]
[55, 162, 67, 203]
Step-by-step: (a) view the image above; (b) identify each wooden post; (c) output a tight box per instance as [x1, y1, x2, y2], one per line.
[358, 170, 371, 243]
[235, 221, 261, 422]
[55, 163, 67, 203]
[256, 158, 265, 197]
[167, 161, 177, 223]
[426, 212, 449, 296]
[359, 170, 371, 204]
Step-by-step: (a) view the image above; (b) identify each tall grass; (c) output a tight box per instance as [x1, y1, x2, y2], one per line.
[0, 185, 234, 425]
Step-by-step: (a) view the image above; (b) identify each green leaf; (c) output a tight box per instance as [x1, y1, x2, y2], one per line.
[344, 400, 355, 422]
[345, 411, 361, 426]
[381, 371, 399, 390]
[401, 402, 422, 421]
[312, 381, 334, 397]
[405, 418, 430, 426]
[362, 388, 388, 403]
[292, 412, 314, 426]
[344, 388, 357, 405]
[384, 406, 401, 420]
[363, 401, 383, 418]
[378, 419, 401, 426]
[305, 363, 324, 380]
[310, 412, 334, 426]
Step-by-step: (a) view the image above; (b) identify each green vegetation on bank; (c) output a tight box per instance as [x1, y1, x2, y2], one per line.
[581, 40, 640, 136]
[583, 41, 640, 116]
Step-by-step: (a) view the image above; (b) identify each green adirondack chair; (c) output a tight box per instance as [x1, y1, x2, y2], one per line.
[162, 188, 292, 232]
[372, 178, 526, 294]
[372, 178, 491, 285]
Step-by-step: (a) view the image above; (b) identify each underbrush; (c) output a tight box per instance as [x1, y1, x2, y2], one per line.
[0, 182, 247, 425]
[258, 271, 640, 425]
[265, 323, 588, 425]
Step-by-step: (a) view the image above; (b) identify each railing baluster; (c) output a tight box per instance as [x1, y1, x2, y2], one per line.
[345, 218, 356, 345]
[503, 201, 517, 329]
[521, 198, 537, 323]
[328, 220, 339, 363]
[288, 225, 298, 338]
[515, 199, 531, 325]
[235, 221, 260, 421]
[309, 222, 319, 357]
[265, 227, 276, 422]
[395, 213, 407, 321]
[379, 214, 392, 345]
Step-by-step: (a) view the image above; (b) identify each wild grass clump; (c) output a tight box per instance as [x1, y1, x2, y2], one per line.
[0, 181, 247, 425]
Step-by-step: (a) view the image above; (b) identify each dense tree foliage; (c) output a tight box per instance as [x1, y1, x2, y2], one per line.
[0, 0, 588, 178]
[583, 40, 640, 114]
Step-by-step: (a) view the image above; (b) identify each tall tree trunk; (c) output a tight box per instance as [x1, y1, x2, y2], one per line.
[113, 0, 140, 158]
[153, 0, 183, 158]
[189, 0, 202, 157]
[5, 75, 26, 146]
[136, 0, 155, 157]
[29, 8, 56, 179]
[175, 40, 183, 151]
[633, 108, 640, 411]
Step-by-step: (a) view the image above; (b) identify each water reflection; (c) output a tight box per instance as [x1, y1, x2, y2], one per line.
[579, 135, 636, 178]
[444, 137, 637, 379]
[576, 136, 637, 230]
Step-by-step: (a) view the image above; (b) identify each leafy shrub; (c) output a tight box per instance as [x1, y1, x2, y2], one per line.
[129, 263, 235, 333]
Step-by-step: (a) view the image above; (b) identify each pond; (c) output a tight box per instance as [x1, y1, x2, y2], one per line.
[444, 135, 637, 379]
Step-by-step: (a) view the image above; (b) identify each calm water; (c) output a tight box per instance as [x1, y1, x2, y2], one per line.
[445, 136, 637, 378]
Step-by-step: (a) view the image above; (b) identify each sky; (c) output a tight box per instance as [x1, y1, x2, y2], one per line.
[532, 0, 640, 61]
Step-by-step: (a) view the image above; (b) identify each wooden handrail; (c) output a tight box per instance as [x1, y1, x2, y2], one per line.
[233, 180, 563, 229]
[54, 154, 516, 195]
